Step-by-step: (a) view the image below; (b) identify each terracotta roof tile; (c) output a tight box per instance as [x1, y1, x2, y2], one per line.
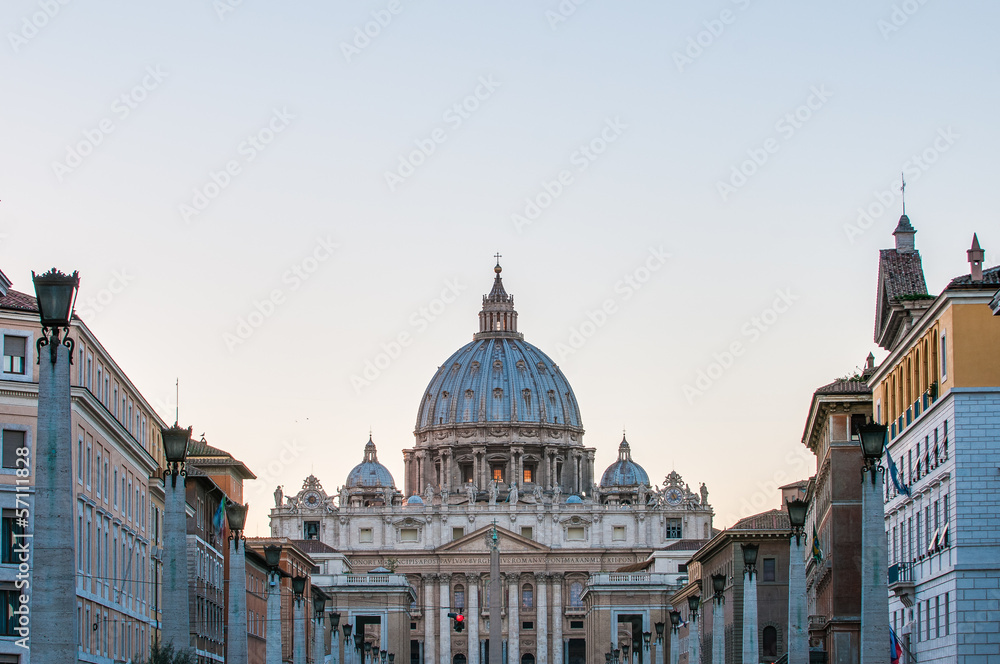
[0, 288, 38, 313]
[947, 265, 1000, 288]
[878, 249, 928, 300]
[814, 379, 871, 396]
[732, 509, 790, 531]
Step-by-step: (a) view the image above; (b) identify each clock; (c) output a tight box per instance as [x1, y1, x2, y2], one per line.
[665, 488, 683, 506]
[303, 491, 321, 508]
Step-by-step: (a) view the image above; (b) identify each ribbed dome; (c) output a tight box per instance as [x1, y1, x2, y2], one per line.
[415, 337, 582, 429]
[600, 436, 649, 487]
[345, 437, 395, 488]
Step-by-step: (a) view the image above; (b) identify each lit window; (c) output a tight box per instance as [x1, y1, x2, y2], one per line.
[523, 467, 533, 484]
[3, 336, 25, 375]
[492, 467, 504, 483]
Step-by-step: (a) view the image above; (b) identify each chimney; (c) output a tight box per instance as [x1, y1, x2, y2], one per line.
[968, 234, 985, 282]
[893, 215, 916, 253]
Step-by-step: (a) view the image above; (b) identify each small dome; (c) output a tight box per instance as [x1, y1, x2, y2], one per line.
[566, 495, 583, 504]
[600, 436, 650, 487]
[406, 495, 424, 505]
[345, 436, 396, 488]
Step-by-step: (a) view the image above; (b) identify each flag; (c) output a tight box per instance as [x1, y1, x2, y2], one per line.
[811, 524, 824, 564]
[886, 448, 910, 496]
[212, 496, 226, 546]
[889, 627, 903, 664]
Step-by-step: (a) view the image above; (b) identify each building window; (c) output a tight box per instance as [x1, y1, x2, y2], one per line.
[569, 581, 584, 607]
[2, 336, 26, 375]
[492, 467, 504, 483]
[522, 622, 534, 631]
[570, 620, 584, 629]
[400, 528, 419, 542]
[359, 528, 373, 543]
[454, 585, 465, 610]
[520, 526, 533, 540]
[762, 626, 778, 657]
[612, 526, 626, 541]
[566, 526, 585, 541]
[1, 509, 24, 564]
[453, 527, 465, 540]
[1, 430, 26, 469]
[523, 466, 533, 484]
[666, 519, 682, 539]
[304, 521, 319, 540]
[0, 590, 23, 636]
[461, 465, 474, 483]
[522, 584, 533, 608]
[762, 558, 776, 582]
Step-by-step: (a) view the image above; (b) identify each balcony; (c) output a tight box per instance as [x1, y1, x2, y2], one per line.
[888, 563, 914, 607]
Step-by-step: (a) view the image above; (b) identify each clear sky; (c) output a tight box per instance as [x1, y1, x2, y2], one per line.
[2, 0, 997, 535]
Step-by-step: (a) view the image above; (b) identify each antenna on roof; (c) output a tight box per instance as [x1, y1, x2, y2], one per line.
[175, 378, 179, 425]
[900, 173, 907, 215]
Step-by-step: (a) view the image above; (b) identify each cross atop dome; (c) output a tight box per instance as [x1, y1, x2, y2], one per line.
[476, 255, 522, 340]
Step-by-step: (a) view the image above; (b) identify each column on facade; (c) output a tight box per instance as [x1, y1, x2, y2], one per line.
[742, 567, 757, 664]
[861, 469, 890, 664]
[711, 594, 724, 664]
[294, 596, 307, 664]
[266, 570, 282, 664]
[424, 575, 437, 664]
[468, 574, 481, 664]
[669, 627, 679, 664]
[404, 450, 414, 497]
[440, 574, 453, 664]
[315, 610, 326, 664]
[689, 610, 700, 664]
[551, 574, 563, 664]
[787, 535, 807, 664]
[536, 574, 548, 664]
[507, 574, 520, 664]
[226, 540, 249, 664]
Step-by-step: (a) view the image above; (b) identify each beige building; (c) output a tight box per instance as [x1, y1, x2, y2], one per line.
[270, 263, 713, 664]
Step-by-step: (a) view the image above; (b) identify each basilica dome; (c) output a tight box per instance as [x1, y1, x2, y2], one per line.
[600, 436, 649, 487]
[345, 437, 395, 488]
[414, 263, 582, 432]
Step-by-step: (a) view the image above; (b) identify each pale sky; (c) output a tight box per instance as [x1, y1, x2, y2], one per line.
[2, 0, 997, 535]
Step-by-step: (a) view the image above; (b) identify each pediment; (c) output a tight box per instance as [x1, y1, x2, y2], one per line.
[437, 525, 550, 554]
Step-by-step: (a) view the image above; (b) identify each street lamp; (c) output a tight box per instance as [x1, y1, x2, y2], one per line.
[787, 498, 809, 664]
[314, 593, 328, 664]
[226, 502, 250, 664]
[30, 268, 80, 662]
[160, 423, 192, 653]
[856, 418, 890, 664]
[264, 544, 283, 664]
[364, 639, 373, 664]
[623, 642, 631, 664]
[686, 595, 700, 664]
[710, 573, 726, 664]
[381, 648, 388, 664]
[389, 653, 396, 664]
[329, 612, 342, 664]
[741, 543, 760, 664]
[292, 576, 308, 664]
[655, 621, 665, 644]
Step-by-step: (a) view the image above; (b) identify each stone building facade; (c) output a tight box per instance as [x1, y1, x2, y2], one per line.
[270, 264, 714, 664]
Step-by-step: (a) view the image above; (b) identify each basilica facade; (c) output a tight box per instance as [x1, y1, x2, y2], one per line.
[269, 263, 714, 664]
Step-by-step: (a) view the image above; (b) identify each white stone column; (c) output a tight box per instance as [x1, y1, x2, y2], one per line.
[315, 611, 326, 664]
[537, 574, 548, 664]
[742, 568, 757, 664]
[163, 468, 190, 651]
[441, 574, 453, 664]
[508, 574, 520, 664]
[32, 325, 80, 661]
[266, 571, 283, 664]
[227, 539, 249, 664]
[425, 575, 437, 664]
[688, 609, 700, 664]
[552, 574, 563, 664]
[861, 470, 890, 664]
[669, 628, 679, 664]
[294, 596, 307, 664]
[788, 536, 807, 664]
[711, 596, 724, 664]
[468, 574, 481, 664]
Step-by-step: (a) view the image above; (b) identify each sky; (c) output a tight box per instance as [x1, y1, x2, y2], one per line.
[2, 0, 998, 536]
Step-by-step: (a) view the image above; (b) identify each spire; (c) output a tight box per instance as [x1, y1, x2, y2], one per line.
[968, 233, 985, 282]
[475, 255, 522, 340]
[893, 213, 916, 253]
[618, 434, 632, 461]
[363, 435, 378, 463]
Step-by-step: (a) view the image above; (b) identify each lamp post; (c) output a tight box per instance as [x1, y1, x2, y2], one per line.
[162, 422, 193, 652]
[655, 621, 666, 664]
[668, 613, 680, 664]
[364, 639, 372, 664]
[381, 648, 388, 664]
[292, 575, 308, 664]
[343, 624, 354, 664]
[330, 612, 342, 664]
[787, 498, 809, 664]
[314, 594, 328, 664]
[30, 269, 80, 661]
[741, 543, 759, 664]
[264, 545, 284, 664]
[643, 632, 652, 664]
[710, 573, 726, 664]
[623, 642, 631, 664]
[858, 419, 890, 664]
[687, 595, 701, 664]
[226, 501, 250, 663]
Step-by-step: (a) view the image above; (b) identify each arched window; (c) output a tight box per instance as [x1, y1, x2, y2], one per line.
[454, 584, 465, 610]
[522, 584, 533, 609]
[522, 655, 535, 664]
[454, 655, 467, 664]
[569, 581, 584, 607]
[762, 626, 778, 657]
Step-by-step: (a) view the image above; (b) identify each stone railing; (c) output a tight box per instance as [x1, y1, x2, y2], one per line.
[327, 573, 411, 588]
